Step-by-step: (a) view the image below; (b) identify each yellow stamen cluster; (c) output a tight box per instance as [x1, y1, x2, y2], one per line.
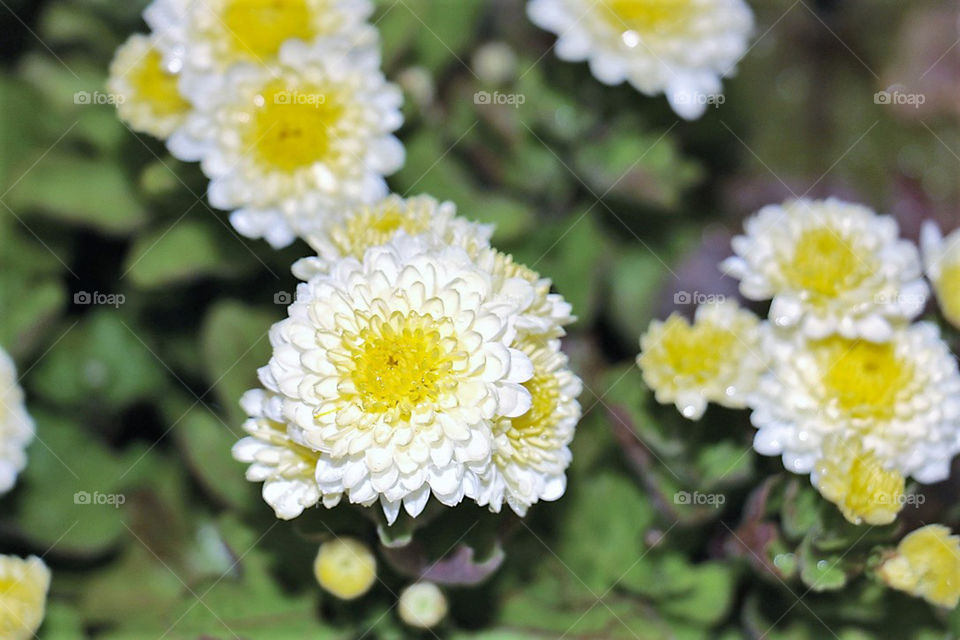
[880, 525, 960, 609]
[221, 0, 316, 62]
[598, 0, 694, 35]
[777, 227, 875, 304]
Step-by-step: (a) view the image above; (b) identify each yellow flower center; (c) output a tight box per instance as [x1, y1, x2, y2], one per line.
[129, 49, 190, 118]
[779, 227, 875, 300]
[221, 0, 316, 62]
[249, 83, 344, 173]
[814, 337, 913, 422]
[0, 568, 46, 636]
[347, 313, 463, 418]
[814, 439, 904, 525]
[501, 370, 560, 464]
[655, 315, 737, 385]
[336, 203, 430, 258]
[936, 261, 960, 328]
[598, 0, 693, 35]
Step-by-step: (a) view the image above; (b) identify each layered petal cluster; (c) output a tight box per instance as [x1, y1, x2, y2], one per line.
[750, 322, 960, 483]
[107, 34, 192, 138]
[144, 0, 374, 75]
[722, 198, 928, 342]
[526, 0, 754, 119]
[168, 37, 404, 247]
[0, 349, 34, 494]
[637, 299, 766, 420]
[293, 195, 493, 280]
[921, 220, 960, 328]
[880, 525, 960, 609]
[234, 234, 580, 522]
[0, 555, 50, 640]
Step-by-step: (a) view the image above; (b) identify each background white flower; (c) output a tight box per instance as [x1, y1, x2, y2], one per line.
[527, 0, 753, 119]
[145, 0, 374, 76]
[750, 322, 960, 483]
[240, 235, 537, 523]
[920, 220, 960, 329]
[0, 349, 34, 495]
[292, 195, 493, 280]
[167, 36, 404, 248]
[722, 198, 928, 342]
[107, 34, 192, 139]
[638, 299, 766, 420]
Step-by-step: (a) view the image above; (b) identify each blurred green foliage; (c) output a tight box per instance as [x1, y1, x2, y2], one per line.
[1, 0, 959, 637]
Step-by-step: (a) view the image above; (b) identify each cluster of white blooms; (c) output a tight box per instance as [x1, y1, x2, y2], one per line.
[527, 0, 754, 119]
[639, 197, 960, 529]
[233, 195, 580, 523]
[109, 0, 403, 247]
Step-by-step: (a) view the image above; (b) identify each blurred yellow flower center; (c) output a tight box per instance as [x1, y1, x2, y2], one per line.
[881, 525, 960, 608]
[129, 49, 190, 117]
[814, 439, 904, 525]
[936, 262, 960, 327]
[655, 315, 736, 384]
[250, 83, 344, 172]
[780, 227, 874, 299]
[815, 338, 912, 421]
[349, 314, 462, 417]
[221, 0, 315, 61]
[598, 0, 693, 34]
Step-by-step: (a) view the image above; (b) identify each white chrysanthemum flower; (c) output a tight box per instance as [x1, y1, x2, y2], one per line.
[107, 34, 192, 139]
[637, 299, 766, 420]
[477, 337, 581, 516]
[526, 0, 753, 119]
[0, 349, 34, 495]
[920, 220, 960, 329]
[750, 322, 960, 483]
[722, 198, 928, 342]
[292, 195, 493, 280]
[232, 388, 334, 519]
[167, 37, 404, 248]
[240, 235, 537, 523]
[0, 555, 50, 640]
[476, 249, 576, 340]
[144, 0, 374, 75]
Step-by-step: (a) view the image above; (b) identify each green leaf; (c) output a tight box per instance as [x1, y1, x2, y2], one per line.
[124, 220, 248, 288]
[200, 301, 276, 426]
[6, 154, 148, 234]
[32, 312, 167, 410]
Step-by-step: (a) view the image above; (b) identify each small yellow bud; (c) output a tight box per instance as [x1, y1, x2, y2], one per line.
[0, 555, 51, 640]
[313, 538, 377, 600]
[879, 524, 960, 608]
[398, 582, 447, 629]
[812, 437, 905, 526]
